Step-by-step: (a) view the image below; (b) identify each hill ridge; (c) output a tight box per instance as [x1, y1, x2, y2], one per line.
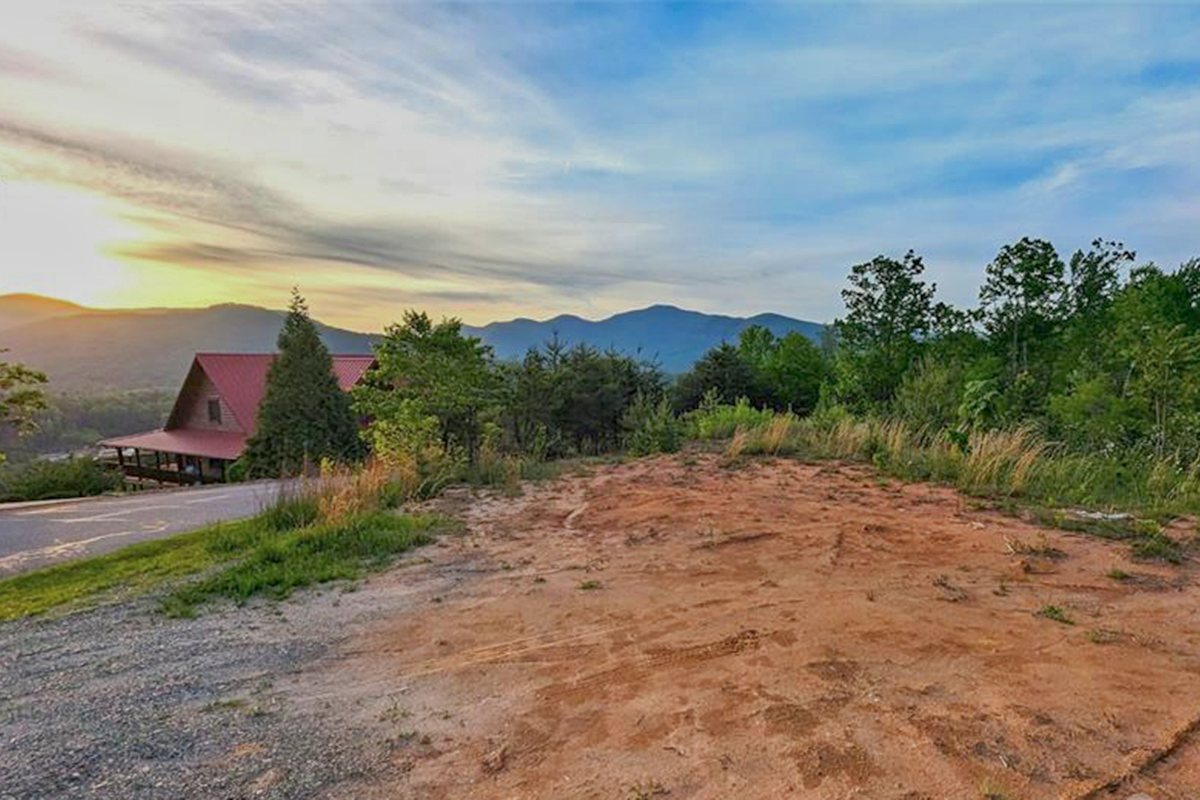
[0, 294, 824, 390]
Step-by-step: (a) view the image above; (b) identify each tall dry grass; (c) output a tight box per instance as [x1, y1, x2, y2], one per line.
[690, 401, 1200, 519]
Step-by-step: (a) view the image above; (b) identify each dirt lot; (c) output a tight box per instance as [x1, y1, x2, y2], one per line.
[298, 453, 1200, 799]
[5, 453, 1200, 799]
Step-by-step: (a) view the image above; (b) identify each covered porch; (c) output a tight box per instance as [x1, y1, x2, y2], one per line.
[100, 429, 247, 486]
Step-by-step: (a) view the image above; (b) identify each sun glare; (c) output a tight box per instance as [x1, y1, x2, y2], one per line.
[0, 181, 141, 305]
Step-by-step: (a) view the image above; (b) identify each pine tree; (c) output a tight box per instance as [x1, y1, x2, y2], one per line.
[243, 290, 363, 477]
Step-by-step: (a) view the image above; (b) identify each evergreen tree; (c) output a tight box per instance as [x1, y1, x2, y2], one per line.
[243, 290, 363, 477]
[673, 342, 762, 411]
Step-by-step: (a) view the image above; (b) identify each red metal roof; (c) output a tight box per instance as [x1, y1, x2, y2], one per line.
[101, 429, 249, 461]
[168, 353, 374, 435]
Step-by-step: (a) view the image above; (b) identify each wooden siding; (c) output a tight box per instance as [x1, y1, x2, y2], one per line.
[172, 366, 243, 434]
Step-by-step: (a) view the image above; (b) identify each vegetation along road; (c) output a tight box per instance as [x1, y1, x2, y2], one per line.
[0, 481, 286, 574]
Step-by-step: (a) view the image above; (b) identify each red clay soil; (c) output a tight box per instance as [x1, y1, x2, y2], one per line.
[301, 454, 1200, 799]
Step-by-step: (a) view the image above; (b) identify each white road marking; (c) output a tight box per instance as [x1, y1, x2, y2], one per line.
[184, 494, 232, 504]
[54, 505, 181, 524]
[0, 522, 170, 572]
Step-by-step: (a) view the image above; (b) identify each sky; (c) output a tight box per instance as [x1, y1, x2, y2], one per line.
[1, 2, 1199, 331]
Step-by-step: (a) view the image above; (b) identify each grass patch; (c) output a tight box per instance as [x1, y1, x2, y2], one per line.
[1106, 568, 1133, 581]
[0, 509, 447, 622]
[0, 523, 236, 621]
[578, 579, 602, 591]
[1036, 605, 1075, 625]
[160, 511, 444, 617]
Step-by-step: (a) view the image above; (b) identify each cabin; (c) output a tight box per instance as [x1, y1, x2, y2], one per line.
[101, 353, 374, 485]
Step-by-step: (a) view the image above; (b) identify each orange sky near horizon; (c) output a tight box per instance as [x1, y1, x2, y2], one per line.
[0, 181, 558, 331]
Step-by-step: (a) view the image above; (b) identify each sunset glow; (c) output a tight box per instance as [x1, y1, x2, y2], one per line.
[2, 2, 1200, 328]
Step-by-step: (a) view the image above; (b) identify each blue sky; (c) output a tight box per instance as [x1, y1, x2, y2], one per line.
[1, 2, 1199, 329]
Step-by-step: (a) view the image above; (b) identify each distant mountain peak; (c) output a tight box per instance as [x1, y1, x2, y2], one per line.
[464, 304, 823, 373]
[0, 295, 826, 389]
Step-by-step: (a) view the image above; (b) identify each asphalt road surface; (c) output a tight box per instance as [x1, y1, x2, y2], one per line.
[0, 481, 288, 575]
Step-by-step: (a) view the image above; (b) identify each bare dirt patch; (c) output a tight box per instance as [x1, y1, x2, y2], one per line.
[283, 454, 1200, 799]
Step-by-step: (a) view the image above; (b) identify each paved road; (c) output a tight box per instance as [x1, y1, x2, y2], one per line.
[0, 481, 288, 575]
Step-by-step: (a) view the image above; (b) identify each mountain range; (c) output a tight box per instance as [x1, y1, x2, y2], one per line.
[0, 294, 823, 392]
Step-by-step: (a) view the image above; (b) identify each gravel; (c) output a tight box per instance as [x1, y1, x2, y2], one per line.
[0, 544, 473, 800]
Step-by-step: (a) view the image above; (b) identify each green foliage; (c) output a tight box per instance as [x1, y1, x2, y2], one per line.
[243, 290, 363, 477]
[685, 394, 775, 439]
[979, 237, 1066, 385]
[0, 350, 48, 464]
[162, 511, 439, 616]
[0, 457, 121, 502]
[674, 342, 762, 412]
[225, 456, 249, 483]
[892, 356, 964, 431]
[1036, 605, 1074, 625]
[0, 389, 173, 465]
[622, 393, 682, 456]
[500, 338, 664, 456]
[675, 327, 827, 415]
[356, 310, 501, 463]
[1047, 373, 1131, 450]
[1130, 532, 1184, 564]
[832, 250, 935, 408]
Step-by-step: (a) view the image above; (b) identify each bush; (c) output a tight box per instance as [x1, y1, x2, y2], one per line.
[685, 394, 775, 440]
[623, 394, 682, 456]
[225, 457, 249, 483]
[0, 457, 121, 502]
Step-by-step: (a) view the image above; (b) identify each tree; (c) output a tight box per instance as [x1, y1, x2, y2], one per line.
[355, 310, 500, 463]
[673, 342, 761, 411]
[1123, 323, 1200, 457]
[1067, 239, 1134, 319]
[832, 250, 935, 407]
[0, 350, 48, 465]
[761, 332, 827, 414]
[500, 339, 664, 456]
[979, 237, 1066, 378]
[242, 290, 362, 477]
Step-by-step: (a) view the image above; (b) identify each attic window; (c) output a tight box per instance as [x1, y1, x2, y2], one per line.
[207, 398, 222, 424]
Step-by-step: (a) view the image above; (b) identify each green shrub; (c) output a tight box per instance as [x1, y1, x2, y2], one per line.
[685, 394, 775, 440]
[0, 457, 121, 502]
[225, 457, 249, 483]
[623, 394, 682, 456]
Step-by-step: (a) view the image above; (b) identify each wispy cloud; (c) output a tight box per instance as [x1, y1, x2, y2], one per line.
[1, 2, 1198, 328]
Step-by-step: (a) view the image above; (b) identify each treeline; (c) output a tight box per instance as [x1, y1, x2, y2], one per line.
[677, 238, 1200, 461]
[241, 301, 678, 480]
[238, 237, 1200, 485]
[0, 390, 174, 464]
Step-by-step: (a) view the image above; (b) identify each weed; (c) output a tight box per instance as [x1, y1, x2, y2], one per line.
[579, 579, 602, 591]
[1106, 568, 1132, 581]
[1036, 605, 1075, 625]
[1130, 532, 1184, 564]
[1004, 534, 1066, 560]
